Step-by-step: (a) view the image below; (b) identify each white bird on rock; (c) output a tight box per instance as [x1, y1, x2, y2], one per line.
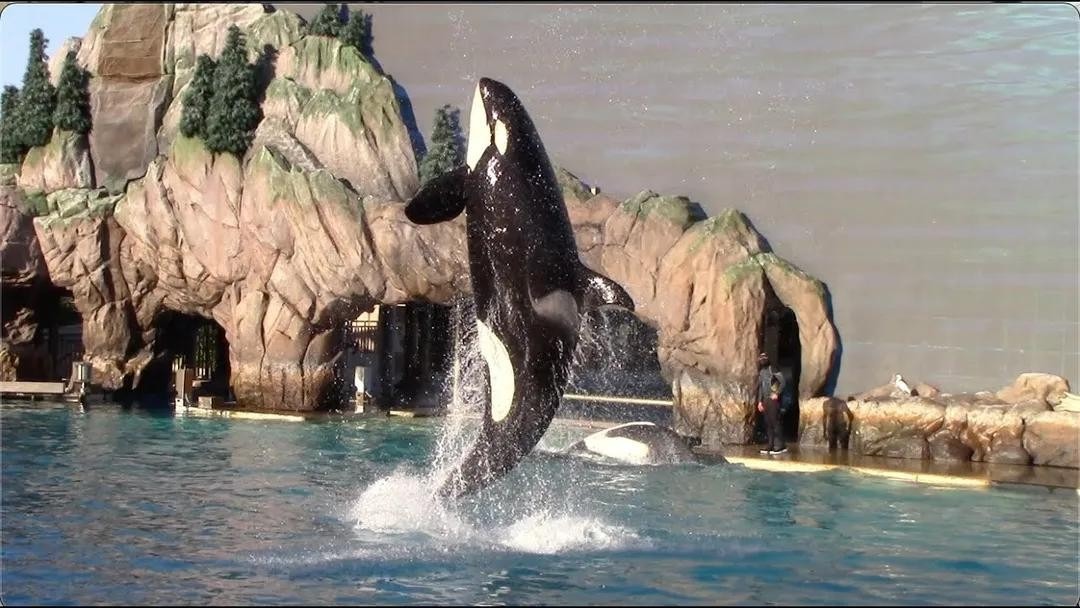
[893, 373, 914, 396]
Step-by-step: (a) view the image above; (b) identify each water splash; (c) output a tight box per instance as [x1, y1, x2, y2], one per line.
[348, 471, 645, 555]
[345, 296, 648, 555]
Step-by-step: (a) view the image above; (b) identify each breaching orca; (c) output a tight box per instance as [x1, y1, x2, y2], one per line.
[405, 77, 635, 499]
[565, 422, 705, 465]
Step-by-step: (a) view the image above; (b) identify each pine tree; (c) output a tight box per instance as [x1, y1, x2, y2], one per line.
[179, 54, 217, 139]
[1, 86, 24, 164]
[419, 105, 464, 185]
[309, 4, 342, 37]
[52, 51, 92, 134]
[339, 8, 372, 56]
[204, 26, 260, 157]
[16, 29, 57, 149]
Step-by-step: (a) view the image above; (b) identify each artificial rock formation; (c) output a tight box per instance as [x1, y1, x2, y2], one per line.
[3, 3, 839, 417]
[17, 130, 95, 192]
[798, 373, 1078, 468]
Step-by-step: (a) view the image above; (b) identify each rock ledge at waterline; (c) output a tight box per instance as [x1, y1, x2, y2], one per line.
[1, 3, 839, 414]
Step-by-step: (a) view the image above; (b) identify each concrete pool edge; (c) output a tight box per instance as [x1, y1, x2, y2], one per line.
[709, 445, 1080, 493]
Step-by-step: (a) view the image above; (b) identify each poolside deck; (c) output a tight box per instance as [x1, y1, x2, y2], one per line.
[0, 381, 86, 403]
[697, 444, 1080, 493]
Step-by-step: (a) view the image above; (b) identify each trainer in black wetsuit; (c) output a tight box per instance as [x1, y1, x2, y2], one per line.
[754, 353, 787, 454]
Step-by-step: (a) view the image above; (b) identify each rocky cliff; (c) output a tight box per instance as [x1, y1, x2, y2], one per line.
[1, 3, 838, 414]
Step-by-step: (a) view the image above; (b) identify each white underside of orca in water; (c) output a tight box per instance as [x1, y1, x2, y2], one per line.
[568, 421, 701, 466]
[582, 432, 652, 464]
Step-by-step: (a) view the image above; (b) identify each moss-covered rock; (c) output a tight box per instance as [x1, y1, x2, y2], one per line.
[621, 190, 704, 228]
[247, 11, 306, 55]
[15, 190, 50, 217]
[277, 36, 381, 97]
[294, 80, 418, 200]
[262, 77, 313, 129]
[0, 164, 18, 187]
[555, 166, 594, 204]
[34, 188, 121, 229]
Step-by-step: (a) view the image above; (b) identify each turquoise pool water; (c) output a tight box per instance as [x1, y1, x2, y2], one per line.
[1, 402, 1076, 605]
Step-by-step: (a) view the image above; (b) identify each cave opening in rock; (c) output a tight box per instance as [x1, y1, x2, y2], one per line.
[17, 286, 85, 382]
[566, 307, 672, 424]
[346, 302, 454, 409]
[137, 311, 231, 402]
[763, 300, 802, 443]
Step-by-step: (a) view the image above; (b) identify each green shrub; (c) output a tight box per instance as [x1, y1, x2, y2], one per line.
[0, 86, 25, 164]
[52, 51, 92, 134]
[16, 29, 57, 149]
[179, 54, 217, 139]
[204, 26, 261, 157]
[338, 8, 372, 56]
[418, 104, 464, 185]
[309, 4, 342, 37]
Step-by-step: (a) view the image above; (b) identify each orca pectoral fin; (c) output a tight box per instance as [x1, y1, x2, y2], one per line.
[404, 165, 469, 225]
[577, 265, 635, 312]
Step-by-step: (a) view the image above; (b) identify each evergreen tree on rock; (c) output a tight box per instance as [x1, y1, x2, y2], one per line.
[419, 104, 464, 185]
[16, 29, 57, 149]
[1, 86, 24, 164]
[309, 4, 342, 37]
[339, 8, 372, 56]
[53, 51, 92, 134]
[180, 54, 217, 140]
[204, 26, 261, 157]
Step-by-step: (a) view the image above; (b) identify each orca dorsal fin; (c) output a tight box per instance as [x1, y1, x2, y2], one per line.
[577, 264, 635, 312]
[404, 165, 469, 225]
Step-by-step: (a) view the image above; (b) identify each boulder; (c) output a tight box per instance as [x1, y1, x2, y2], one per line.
[796, 396, 830, 446]
[1022, 411, 1080, 468]
[996, 372, 1070, 407]
[848, 398, 945, 460]
[963, 405, 1031, 465]
[913, 382, 941, 399]
[926, 403, 975, 461]
[18, 130, 95, 192]
[671, 368, 755, 447]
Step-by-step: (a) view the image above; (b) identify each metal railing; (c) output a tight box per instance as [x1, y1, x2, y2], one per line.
[346, 320, 379, 353]
[562, 393, 673, 407]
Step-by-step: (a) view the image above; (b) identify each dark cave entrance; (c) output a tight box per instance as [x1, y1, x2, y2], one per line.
[22, 287, 84, 382]
[342, 302, 454, 409]
[137, 311, 231, 401]
[762, 299, 802, 443]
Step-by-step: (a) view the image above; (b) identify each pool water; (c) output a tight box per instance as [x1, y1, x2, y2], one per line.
[1, 402, 1076, 605]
